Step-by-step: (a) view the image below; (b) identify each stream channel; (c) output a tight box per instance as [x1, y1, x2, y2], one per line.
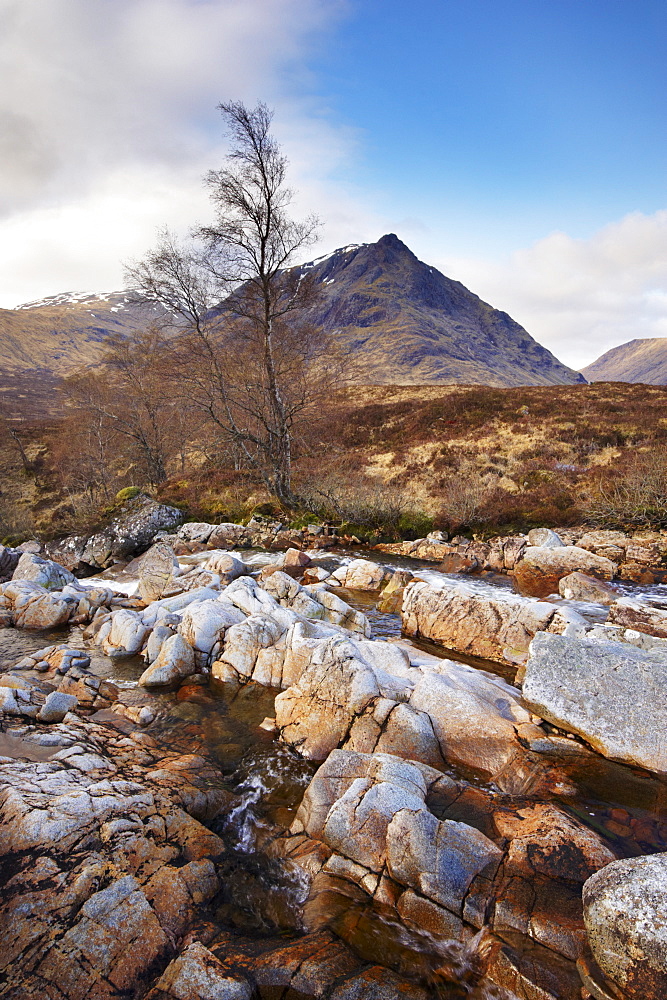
[2, 546, 667, 998]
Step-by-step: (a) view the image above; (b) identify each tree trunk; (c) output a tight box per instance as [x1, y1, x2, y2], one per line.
[7, 425, 32, 474]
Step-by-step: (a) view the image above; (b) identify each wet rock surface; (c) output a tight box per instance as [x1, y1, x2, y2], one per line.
[378, 526, 667, 590]
[145, 941, 255, 999]
[0, 717, 229, 999]
[3, 535, 667, 999]
[277, 747, 618, 997]
[0, 641, 118, 723]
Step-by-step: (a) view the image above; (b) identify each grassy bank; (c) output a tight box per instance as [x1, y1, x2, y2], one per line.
[3, 381, 667, 544]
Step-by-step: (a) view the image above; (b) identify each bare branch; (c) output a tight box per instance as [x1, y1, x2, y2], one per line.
[124, 100, 334, 506]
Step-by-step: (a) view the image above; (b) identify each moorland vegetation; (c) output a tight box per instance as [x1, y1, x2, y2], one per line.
[3, 379, 667, 545]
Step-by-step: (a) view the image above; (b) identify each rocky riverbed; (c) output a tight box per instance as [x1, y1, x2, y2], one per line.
[2, 517, 667, 999]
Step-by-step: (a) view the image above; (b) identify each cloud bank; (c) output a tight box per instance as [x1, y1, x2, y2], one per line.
[442, 211, 667, 371]
[0, 0, 382, 305]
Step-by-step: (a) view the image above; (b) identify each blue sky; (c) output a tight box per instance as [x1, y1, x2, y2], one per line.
[0, 0, 665, 368]
[314, 0, 666, 250]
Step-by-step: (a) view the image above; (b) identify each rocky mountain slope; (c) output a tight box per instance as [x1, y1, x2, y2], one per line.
[0, 292, 166, 413]
[0, 292, 165, 374]
[292, 234, 585, 386]
[1, 235, 583, 411]
[582, 338, 667, 384]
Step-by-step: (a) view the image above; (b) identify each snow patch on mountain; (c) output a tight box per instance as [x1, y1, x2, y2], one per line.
[16, 291, 135, 311]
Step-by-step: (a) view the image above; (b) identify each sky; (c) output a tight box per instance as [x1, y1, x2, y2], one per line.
[0, 0, 665, 369]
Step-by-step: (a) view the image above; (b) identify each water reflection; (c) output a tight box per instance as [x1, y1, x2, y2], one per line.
[306, 888, 507, 999]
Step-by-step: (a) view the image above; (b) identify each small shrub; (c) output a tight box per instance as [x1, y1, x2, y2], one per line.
[296, 471, 426, 541]
[581, 448, 667, 528]
[397, 511, 434, 540]
[156, 466, 262, 523]
[434, 471, 495, 533]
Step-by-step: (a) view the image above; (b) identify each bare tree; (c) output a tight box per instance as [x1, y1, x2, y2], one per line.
[49, 409, 119, 518]
[127, 101, 342, 507]
[0, 401, 32, 474]
[582, 447, 667, 528]
[64, 327, 190, 487]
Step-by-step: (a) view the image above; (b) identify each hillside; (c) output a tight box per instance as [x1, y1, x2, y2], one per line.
[148, 379, 667, 538]
[0, 292, 166, 411]
[1, 236, 583, 409]
[292, 234, 585, 387]
[582, 338, 667, 384]
[291, 380, 667, 530]
[4, 379, 667, 541]
[0, 292, 168, 373]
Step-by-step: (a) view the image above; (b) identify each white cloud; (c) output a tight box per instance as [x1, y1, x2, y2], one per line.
[0, 164, 212, 303]
[436, 211, 667, 371]
[0, 0, 341, 201]
[0, 0, 380, 306]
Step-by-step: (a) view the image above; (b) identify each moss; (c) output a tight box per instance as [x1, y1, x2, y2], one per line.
[288, 513, 323, 530]
[2, 532, 30, 547]
[338, 522, 377, 542]
[114, 486, 143, 503]
[397, 511, 434, 540]
[250, 502, 283, 518]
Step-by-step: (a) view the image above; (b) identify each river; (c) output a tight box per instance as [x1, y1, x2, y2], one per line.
[2, 547, 666, 998]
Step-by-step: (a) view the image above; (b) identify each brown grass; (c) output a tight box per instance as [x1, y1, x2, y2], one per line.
[4, 380, 667, 541]
[298, 381, 667, 533]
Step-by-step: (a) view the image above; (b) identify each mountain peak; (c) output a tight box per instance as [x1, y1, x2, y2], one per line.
[375, 233, 413, 255]
[294, 235, 585, 388]
[377, 233, 402, 246]
[0, 234, 584, 396]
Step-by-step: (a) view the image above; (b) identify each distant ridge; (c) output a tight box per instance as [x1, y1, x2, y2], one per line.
[0, 292, 167, 413]
[0, 292, 163, 376]
[0, 234, 584, 410]
[581, 338, 667, 384]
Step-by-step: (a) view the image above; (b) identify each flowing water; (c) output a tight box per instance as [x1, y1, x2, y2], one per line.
[3, 550, 667, 998]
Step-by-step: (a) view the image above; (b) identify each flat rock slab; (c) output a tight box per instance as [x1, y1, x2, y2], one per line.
[401, 579, 581, 665]
[522, 632, 667, 773]
[608, 596, 667, 638]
